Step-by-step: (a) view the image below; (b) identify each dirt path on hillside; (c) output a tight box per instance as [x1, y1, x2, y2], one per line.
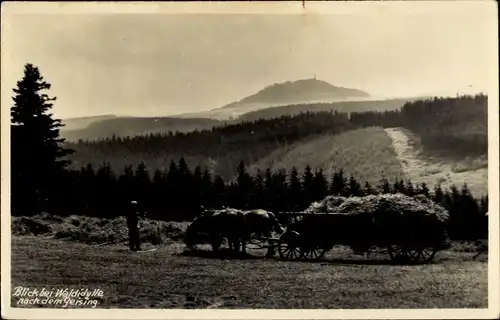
[384, 128, 488, 198]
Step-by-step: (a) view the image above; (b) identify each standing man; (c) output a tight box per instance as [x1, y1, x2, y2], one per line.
[126, 200, 142, 251]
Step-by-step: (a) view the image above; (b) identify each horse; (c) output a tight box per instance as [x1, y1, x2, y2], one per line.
[184, 212, 221, 252]
[185, 207, 246, 253]
[240, 209, 284, 257]
[211, 208, 247, 252]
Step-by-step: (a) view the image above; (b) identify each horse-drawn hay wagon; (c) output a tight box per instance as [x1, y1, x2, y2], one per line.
[273, 193, 450, 264]
[185, 194, 451, 264]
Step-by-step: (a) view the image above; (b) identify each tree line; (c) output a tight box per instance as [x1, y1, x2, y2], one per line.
[42, 159, 487, 240]
[350, 94, 488, 157]
[238, 98, 414, 122]
[65, 110, 359, 180]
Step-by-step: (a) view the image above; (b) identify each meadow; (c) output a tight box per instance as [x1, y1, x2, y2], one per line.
[248, 127, 405, 186]
[10, 234, 487, 309]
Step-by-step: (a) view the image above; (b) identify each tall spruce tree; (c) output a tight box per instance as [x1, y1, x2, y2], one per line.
[392, 179, 402, 194]
[363, 181, 376, 195]
[134, 162, 151, 205]
[177, 157, 193, 212]
[201, 168, 214, 208]
[271, 169, 288, 212]
[330, 168, 347, 196]
[378, 178, 392, 194]
[192, 165, 204, 208]
[347, 174, 362, 196]
[302, 165, 314, 207]
[236, 160, 253, 208]
[79, 164, 97, 212]
[95, 163, 117, 217]
[419, 182, 430, 197]
[152, 168, 166, 212]
[288, 167, 302, 211]
[253, 169, 265, 209]
[479, 195, 488, 216]
[405, 180, 415, 196]
[433, 184, 444, 203]
[264, 168, 273, 209]
[213, 175, 227, 209]
[166, 160, 180, 210]
[312, 169, 328, 201]
[11, 64, 74, 215]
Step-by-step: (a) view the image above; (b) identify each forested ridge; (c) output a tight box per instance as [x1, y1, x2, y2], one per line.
[66, 94, 488, 179]
[61, 116, 222, 142]
[66, 111, 357, 179]
[238, 97, 420, 122]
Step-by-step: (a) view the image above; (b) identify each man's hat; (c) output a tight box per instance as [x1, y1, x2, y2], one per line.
[130, 200, 138, 205]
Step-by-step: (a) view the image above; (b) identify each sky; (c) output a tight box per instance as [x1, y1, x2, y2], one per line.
[1, 2, 497, 119]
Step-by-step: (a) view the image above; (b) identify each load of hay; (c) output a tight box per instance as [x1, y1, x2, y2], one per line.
[303, 193, 450, 250]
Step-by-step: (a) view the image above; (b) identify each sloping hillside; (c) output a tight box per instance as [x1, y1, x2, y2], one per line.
[61, 117, 222, 142]
[247, 127, 405, 186]
[61, 114, 117, 131]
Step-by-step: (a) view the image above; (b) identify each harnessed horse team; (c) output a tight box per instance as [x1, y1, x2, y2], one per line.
[185, 206, 284, 256]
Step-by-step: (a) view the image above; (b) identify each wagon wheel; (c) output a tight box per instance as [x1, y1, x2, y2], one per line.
[301, 246, 327, 261]
[388, 244, 438, 264]
[278, 230, 302, 261]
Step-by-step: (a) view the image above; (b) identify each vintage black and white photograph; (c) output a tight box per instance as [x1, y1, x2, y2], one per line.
[1, 1, 498, 319]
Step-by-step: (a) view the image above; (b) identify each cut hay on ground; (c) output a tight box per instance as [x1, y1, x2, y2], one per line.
[11, 213, 189, 246]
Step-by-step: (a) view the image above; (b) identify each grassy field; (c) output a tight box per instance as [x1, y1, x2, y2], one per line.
[10, 234, 487, 309]
[248, 127, 405, 186]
